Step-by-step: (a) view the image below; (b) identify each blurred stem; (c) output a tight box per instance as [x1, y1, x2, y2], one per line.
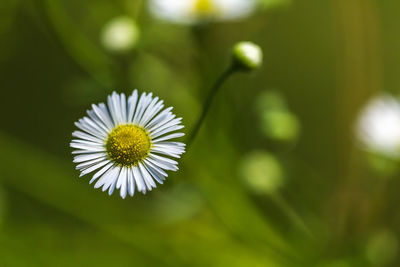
[270, 192, 313, 239]
[116, 51, 138, 90]
[191, 24, 217, 99]
[42, 0, 115, 87]
[187, 66, 237, 149]
[133, 0, 144, 21]
[116, 55, 130, 89]
[332, 0, 383, 238]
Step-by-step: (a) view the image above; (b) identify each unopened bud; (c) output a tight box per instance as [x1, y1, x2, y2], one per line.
[233, 41, 263, 71]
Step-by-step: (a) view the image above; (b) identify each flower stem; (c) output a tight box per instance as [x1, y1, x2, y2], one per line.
[187, 66, 237, 149]
[270, 192, 314, 239]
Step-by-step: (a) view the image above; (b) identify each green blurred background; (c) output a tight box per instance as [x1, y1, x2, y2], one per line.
[1, 0, 400, 266]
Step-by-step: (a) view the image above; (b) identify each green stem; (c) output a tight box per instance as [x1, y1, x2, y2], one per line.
[270, 192, 313, 238]
[187, 66, 236, 149]
[133, 0, 144, 21]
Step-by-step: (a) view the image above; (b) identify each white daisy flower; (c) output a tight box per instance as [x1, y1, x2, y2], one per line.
[70, 90, 186, 198]
[356, 94, 400, 158]
[149, 0, 256, 24]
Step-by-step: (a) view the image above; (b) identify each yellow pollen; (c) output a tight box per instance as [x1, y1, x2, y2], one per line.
[106, 124, 151, 167]
[192, 0, 216, 16]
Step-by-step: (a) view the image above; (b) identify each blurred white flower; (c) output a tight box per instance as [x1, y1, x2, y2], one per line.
[101, 16, 140, 52]
[149, 0, 256, 24]
[71, 90, 186, 198]
[356, 94, 400, 158]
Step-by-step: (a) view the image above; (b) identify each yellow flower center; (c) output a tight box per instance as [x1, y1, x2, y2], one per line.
[106, 124, 151, 167]
[192, 0, 217, 16]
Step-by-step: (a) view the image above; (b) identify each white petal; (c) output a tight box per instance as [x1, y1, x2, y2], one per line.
[139, 97, 163, 126]
[108, 177, 118, 195]
[72, 149, 105, 154]
[72, 131, 104, 144]
[120, 177, 128, 198]
[155, 141, 186, 148]
[71, 139, 103, 147]
[90, 162, 114, 184]
[132, 92, 147, 123]
[149, 153, 178, 165]
[142, 99, 164, 126]
[149, 117, 182, 134]
[70, 142, 105, 152]
[151, 147, 182, 158]
[133, 92, 152, 124]
[102, 167, 120, 192]
[153, 144, 186, 154]
[143, 162, 165, 184]
[80, 159, 110, 177]
[73, 153, 107, 163]
[154, 142, 186, 150]
[139, 163, 156, 190]
[132, 166, 146, 193]
[144, 159, 168, 177]
[116, 167, 126, 189]
[87, 110, 110, 133]
[147, 113, 177, 133]
[153, 132, 185, 143]
[108, 92, 122, 126]
[112, 92, 123, 124]
[94, 166, 119, 189]
[82, 117, 109, 136]
[151, 125, 185, 139]
[76, 156, 108, 170]
[92, 103, 114, 130]
[116, 167, 128, 198]
[127, 168, 135, 196]
[127, 90, 139, 122]
[145, 107, 173, 129]
[120, 93, 127, 123]
[75, 121, 106, 139]
[153, 145, 185, 155]
[147, 154, 178, 171]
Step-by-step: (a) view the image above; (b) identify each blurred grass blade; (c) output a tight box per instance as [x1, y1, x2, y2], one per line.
[189, 136, 299, 263]
[43, 0, 115, 87]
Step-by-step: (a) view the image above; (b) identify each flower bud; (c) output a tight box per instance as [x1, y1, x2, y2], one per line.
[101, 16, 140, 53]
[233, 41, 263, 71]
